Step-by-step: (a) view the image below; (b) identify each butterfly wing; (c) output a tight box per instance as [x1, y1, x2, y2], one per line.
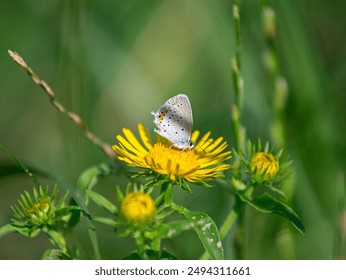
[151, 94, 194, 149]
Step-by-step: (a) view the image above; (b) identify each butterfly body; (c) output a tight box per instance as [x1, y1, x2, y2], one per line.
[151, 94, 194, 150]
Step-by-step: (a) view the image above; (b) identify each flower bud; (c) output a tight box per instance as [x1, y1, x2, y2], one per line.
[120, 192, 156, 224]
[251, 152, 279, 181]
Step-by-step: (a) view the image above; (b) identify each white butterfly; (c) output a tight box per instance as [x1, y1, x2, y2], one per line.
[151, 94, 194, 150]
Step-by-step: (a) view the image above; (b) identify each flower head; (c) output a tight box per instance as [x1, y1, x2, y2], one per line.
[234, 140, 290, 186]
[11, 186, 57, 228]
[120, 191, 156, 224]
[10, 185, 80, 239]
[112, 123, 231, 185]
[251, 152, 279, 180]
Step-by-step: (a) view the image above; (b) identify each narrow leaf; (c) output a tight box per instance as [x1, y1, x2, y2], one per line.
[54, 206, 81, 219]
[0, 144, 40, 187]
[172, 203, 224, 260]
[93, 216, 119, 227]
[77, 163, 114, 192]
[241, 192, 305, 234]
[0, 224, 17, 238]
[87, 190, 117, 215]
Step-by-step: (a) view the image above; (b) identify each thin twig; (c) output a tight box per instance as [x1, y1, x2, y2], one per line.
[8, 50, 115, 159]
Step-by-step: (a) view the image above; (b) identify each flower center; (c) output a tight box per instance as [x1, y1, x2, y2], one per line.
[144, 143, 200, 181]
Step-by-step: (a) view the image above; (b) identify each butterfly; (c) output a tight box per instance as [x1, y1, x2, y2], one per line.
[151, 94, 194, 150]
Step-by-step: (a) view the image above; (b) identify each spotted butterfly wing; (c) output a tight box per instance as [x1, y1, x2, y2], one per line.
[151, 94, 194, 150]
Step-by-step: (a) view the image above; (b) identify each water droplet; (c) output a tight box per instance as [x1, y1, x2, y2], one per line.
[202, 222, 212, 231]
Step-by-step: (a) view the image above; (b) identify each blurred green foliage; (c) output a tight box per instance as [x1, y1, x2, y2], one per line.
[0, 0, 345, 259]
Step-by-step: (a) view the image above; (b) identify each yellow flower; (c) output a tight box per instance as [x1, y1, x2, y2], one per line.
[112, 123, 231, 183]
[120, 192, 156, 223]
[251, 152, 279, 180]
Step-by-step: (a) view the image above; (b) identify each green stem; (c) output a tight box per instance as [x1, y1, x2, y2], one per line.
[233, 196, 245, 260]
[149, 181, 173, 253]
[151, 237, 161, 253]
[231, 2, 245, 153]
[220, 209, 238, 239]
[44, 228, 68, 254]
[158, 181, 173, 208]
[230, 1, 246, 260]
[134, 230, 148, 260]
[233, 1, 242, 71]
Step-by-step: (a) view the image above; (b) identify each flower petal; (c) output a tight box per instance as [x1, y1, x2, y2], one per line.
[123, 128, 149, 155]
[138, 123, 153, 150]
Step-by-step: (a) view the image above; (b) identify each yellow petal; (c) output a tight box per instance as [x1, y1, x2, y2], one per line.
[138, 123, 153, 150]
[123, 128, 149, 154]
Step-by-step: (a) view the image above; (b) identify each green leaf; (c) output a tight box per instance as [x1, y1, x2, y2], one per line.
[77, 163, 114, 192]
[10, 224, 41, 237]
[93, 216, 120, 227]
[87, 190, 117, 215]
[241, 192, 305, 234]
[171, 203, 224, 260]
[54, 206, 81, 220]
[115, 185, 124, 202]
[150, 179, 169, 188]
[145, 220, 194, 240]
[64, 199, 81, 229]
[42, 249, 73, 260]
[266, 185, 288, 200]
[0, 224, 17, 238]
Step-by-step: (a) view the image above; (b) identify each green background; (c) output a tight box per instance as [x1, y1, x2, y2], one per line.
[0, 0, 345, 259]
